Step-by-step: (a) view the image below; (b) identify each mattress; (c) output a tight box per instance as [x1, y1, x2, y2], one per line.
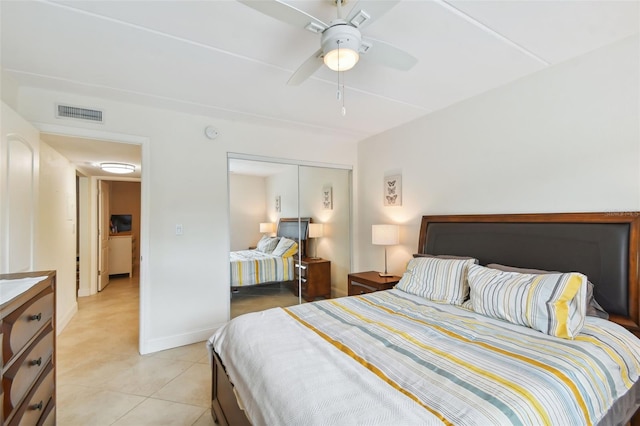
[208, 289, 640, 425]
[229, 249, 295, 287]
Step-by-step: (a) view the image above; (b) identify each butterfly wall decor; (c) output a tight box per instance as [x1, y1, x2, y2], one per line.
[383, 175, 402, 206]
[322, 185, 333, 210]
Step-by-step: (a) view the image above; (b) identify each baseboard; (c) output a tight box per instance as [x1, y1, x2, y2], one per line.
[141, 323, 225, 355]
[77, 288, 93, 297]
[56, 301, 78, 335]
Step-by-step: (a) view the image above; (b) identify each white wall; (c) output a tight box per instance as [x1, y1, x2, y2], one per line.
[266, 165, 299, 221]
[229, 174, 267, 251]
[299, 166, 351, 297]
[356, 35, 640, 276]
[37, 141, 78, 332]
[15, 88, 357, 353]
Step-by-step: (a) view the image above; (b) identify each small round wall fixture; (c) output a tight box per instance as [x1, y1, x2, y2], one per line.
[100, 162, 135, 174]
[204, 125, 219, 140]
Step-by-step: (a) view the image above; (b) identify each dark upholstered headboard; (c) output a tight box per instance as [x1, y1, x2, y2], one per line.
[277, 217, 311, 258]
[418, 213, 640, 337]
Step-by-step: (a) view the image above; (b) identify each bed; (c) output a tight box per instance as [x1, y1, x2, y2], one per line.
[210, 212, 640, 425]
[230, 217, 310, 288]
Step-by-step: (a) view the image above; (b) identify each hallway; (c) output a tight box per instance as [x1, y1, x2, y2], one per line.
[56, 276, 214, 425]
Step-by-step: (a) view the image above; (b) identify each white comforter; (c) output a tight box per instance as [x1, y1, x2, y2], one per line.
[208, 290, 640, 426]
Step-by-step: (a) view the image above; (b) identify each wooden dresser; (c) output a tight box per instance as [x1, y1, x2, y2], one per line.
[294, 258, 331, 302]
[0, 271, 56, 426]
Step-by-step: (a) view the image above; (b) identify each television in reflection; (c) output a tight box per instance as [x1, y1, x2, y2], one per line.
[110, 214, 132, 233]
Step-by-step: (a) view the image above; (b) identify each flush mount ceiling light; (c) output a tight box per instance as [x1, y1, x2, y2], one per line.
[100, 162, 135, 174]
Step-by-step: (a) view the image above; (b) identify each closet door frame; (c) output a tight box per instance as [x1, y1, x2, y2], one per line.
[227, 153, 353, 308]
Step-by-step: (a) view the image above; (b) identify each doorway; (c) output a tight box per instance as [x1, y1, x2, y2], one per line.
[39, 129, 146, 354]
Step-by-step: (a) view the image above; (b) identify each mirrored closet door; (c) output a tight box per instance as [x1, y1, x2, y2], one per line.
[228, 156, 351, 318]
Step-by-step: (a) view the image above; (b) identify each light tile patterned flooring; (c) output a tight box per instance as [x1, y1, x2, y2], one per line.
[57, 276, 215, 425]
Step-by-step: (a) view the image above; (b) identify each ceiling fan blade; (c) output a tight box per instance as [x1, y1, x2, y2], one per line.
[345, 0, 400, 30]
[361, 37, 417, 71]
[287, 49, 324, 86]
[238, 0, 328, 33]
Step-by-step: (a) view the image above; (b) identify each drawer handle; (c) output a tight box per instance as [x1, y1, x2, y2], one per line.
[29, 313, 42, 322]
[30, 357, 42, 367]
[296, 264, 307, 270]
[31, 401, 43, 411]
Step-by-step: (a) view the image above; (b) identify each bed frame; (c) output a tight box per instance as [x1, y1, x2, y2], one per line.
[213, 212, 640, 425]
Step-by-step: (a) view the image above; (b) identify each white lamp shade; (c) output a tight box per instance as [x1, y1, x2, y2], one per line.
[372, 224, 399, 246]
[259, 222, 275, 233]
[308, 223, 324, 238]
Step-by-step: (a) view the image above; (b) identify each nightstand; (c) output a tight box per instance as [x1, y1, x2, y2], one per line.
[294, 258, 331, 302]
[348, 271, 402, 296]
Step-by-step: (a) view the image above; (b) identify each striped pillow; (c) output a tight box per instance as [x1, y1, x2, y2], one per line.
[395, 257, 477, 305]
[272, 237, 298, 257]
[468, 264, 587, 339]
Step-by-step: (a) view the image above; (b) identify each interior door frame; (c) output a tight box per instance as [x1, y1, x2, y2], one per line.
[33, 122, 149, 355]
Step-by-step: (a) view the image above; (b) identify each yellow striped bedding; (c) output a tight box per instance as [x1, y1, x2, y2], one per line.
[229, 249, 295, 287]
[283, 289, 640, 425]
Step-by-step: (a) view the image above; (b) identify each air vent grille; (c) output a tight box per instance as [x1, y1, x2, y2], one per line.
[56, 104, 103, 122]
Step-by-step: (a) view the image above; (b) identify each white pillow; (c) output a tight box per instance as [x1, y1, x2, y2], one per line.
[468, 264, 587, 339]
[256, 235, 279, 253]
[395, 256, 477, 305]
[271, 237, 297, 257]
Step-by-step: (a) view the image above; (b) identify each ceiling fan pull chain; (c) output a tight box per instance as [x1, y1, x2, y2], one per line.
[341, 72, 347, 117]
[336, 42, 342, 101]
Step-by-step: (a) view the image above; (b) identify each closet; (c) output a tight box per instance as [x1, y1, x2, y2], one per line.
[228, 155, 352, 312]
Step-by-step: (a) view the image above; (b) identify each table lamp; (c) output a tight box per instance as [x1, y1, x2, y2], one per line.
[308, 223, 324, 259]
[372, 224, 399, 277]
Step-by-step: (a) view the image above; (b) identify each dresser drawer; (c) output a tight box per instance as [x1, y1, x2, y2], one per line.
[3, 325, 53, 414]
[8, 362, 53, 426]
[2, 287, 54, 365]
[38, 398, 55, 426]
[349, 280, 378, 295]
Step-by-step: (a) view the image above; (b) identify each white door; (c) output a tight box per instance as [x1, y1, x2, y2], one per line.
[0, 104, 40, 273]
[98, 180, 110, 291]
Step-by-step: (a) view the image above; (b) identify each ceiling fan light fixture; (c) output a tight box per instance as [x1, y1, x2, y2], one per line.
[324, 47, 359, 71]
[321, 24, 362, 72]
[100, 162, 135, 174]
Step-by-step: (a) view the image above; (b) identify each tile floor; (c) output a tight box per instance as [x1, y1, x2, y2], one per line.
[57, 277, 302, 425]
[57, 276, 215, 426]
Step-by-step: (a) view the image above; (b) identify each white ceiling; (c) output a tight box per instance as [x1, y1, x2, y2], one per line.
[2, 0, 638, 174]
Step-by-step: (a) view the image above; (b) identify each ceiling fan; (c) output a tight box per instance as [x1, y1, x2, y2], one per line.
[238, 0, 418, 85]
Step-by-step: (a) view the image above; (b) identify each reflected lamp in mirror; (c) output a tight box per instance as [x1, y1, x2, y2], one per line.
[372, 224, 399, 277]
[308, 223, 324, 259]
[259, 222, 276, 235]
